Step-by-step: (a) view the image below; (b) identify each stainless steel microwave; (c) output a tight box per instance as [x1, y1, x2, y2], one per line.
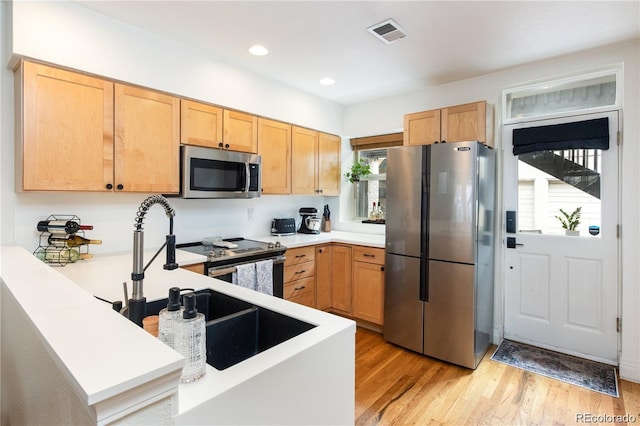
[175, 145, 261, 199]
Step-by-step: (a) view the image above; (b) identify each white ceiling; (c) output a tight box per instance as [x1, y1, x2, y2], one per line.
[76, 1, 640, 106]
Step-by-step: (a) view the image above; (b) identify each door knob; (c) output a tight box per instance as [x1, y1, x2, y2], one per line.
[507, 237, 524, 249]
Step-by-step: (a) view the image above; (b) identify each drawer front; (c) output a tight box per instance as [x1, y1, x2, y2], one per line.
[284, 262, 315, 282]
[284, 246, 316, 266]
[287, 291, 315, 308]
[284, 276, 314, 299]
[353, 246, 385, 265]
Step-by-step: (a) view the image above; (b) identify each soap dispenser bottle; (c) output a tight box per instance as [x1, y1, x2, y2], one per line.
[174, 292, 206, 383]
[158, 287, 182, 349]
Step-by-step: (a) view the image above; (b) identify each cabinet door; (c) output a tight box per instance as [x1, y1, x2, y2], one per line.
[223, 110, 258, 153]
[441, 101, 486, 144]
[258, 118, 291, 194]
[353, 261, 385, 325]
[317, 132, 341, 196]
[114, 84, 180, 193]
[19, 61, 114, 191]
[403, 109, 441, 146]
[180, 99, 223, 148]
[291, 126, 318, 194]
[330, 245, 353, 314]
[315, 245, 332, 310]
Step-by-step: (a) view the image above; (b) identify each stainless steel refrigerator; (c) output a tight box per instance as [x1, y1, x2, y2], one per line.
[384, 141, 495, 369]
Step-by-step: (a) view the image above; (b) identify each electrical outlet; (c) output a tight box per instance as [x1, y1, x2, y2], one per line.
[247, 208, 254, 221]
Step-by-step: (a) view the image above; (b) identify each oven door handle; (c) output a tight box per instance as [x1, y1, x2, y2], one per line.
[207, 255, 286, 278]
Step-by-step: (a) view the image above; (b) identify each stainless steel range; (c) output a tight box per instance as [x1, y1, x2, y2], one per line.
[177, 238, 286, 298]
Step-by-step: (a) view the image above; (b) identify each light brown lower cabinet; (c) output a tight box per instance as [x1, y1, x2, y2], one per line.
[313, 243, 385, 326]
[328, 245, 353, 314]
[352, 246, 385, 326]
[315, 245, 333, 310]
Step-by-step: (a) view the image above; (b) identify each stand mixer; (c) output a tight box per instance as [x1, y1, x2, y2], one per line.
[298, 207, 321, 234]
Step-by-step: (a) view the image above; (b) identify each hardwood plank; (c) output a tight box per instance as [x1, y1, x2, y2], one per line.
[355, 327, 640, 425]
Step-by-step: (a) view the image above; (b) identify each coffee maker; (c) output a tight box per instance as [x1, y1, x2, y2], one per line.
[298, 207, 321, 234]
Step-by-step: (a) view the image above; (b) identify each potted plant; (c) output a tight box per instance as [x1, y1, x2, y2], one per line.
[556, 207, 582, 236]
[345, 159, 371, 183]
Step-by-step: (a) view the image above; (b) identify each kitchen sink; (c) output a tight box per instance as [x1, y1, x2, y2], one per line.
[146, 289, 316, 370]
[146, 288, 254, 322]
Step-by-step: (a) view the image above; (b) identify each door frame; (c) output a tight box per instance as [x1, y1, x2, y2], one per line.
[498, 108, 622, 364]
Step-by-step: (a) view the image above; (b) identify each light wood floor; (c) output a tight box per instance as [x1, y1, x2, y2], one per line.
[355, 327, 640, 425]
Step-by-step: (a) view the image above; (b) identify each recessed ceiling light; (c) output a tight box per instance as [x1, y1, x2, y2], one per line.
[320, 77, 335, 86]
[248, 45, 268, 56]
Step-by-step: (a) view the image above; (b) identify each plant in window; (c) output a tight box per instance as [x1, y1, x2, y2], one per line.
[345, 159, 371, 183]
[556, 207, 582, 231]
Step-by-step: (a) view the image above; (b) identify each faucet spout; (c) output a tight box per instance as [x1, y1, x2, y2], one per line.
[127, 195, 178, 326]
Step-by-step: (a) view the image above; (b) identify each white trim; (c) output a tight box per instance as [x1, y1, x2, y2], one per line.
[502, 64, 623, 125]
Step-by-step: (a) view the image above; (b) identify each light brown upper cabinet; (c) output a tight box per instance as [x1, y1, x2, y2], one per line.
[181, 101, 257, 153]
[403, 109, 441, 147]
[291, 126, 318, 194]
[16, 61, 180, 193]
[291, 126, 341, 195]
[317, 132, 341, 196]
[404, 101, 493, 148]
[180, 99, 223, 149]
[114, 83, 180, 193]
[16, 61, 114, 191]
[441, 101, 493, 146]
[258, 118, 292, 194]
[223, 110, 258, 153]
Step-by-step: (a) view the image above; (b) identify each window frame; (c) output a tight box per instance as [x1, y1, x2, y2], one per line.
[502, 65, 623, 125]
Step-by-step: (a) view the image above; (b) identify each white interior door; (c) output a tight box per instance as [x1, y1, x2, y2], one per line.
[503, 111, 619, 365]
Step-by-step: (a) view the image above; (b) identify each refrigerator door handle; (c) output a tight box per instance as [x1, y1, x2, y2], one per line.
[419, 259, 428, 301]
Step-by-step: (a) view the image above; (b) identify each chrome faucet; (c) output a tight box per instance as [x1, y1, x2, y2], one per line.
[125, 195, 178, 326]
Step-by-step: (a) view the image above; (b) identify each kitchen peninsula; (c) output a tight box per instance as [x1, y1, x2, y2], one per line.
[0, 244, 355, 425]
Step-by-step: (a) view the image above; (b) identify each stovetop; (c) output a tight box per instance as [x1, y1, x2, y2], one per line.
[177, 238, 286, 264]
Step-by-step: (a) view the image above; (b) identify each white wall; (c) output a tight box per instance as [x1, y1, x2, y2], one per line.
[1, 1, 348, 254]
[344, 41, 640, 381]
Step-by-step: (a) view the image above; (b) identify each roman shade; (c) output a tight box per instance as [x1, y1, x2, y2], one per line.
[350, 132, 403, 151]
[512, 117, 609, 155]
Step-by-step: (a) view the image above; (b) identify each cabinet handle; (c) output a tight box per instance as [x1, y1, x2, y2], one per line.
[116, 184, 124, 190]
[105, 183, 113, 190]
[224, 143, 230, 149]
[319, 189, 323, 194]
[318, 249, 323, 253]
[363, 253, 376, 257]
[381, 266, 385, 271]
[218, 142, 224, 148]
[294, 285, 306, 291]
[295, 254, 306, 258]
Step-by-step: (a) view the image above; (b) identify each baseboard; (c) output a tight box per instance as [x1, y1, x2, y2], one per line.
[619, 357, 640, 383]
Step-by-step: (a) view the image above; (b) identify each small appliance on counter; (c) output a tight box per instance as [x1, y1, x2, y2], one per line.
[298, 207, 321, 234]
[271, 218, 296, 236]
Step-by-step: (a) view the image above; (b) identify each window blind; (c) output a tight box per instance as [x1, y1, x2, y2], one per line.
[513, 118, 609, 155]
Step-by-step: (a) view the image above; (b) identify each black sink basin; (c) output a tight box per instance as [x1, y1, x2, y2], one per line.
[146, 288, 254, 321]
[147, 289, 316, 370]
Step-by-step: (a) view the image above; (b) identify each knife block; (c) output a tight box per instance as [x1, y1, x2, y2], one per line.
[322, 218, 331, 232]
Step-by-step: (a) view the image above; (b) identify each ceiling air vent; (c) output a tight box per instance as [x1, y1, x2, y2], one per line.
[367, 19, 407, 44]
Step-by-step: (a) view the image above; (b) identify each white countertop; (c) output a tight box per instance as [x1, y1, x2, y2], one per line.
[1, 243, 356, 422]
[253, 230, 385, 249]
